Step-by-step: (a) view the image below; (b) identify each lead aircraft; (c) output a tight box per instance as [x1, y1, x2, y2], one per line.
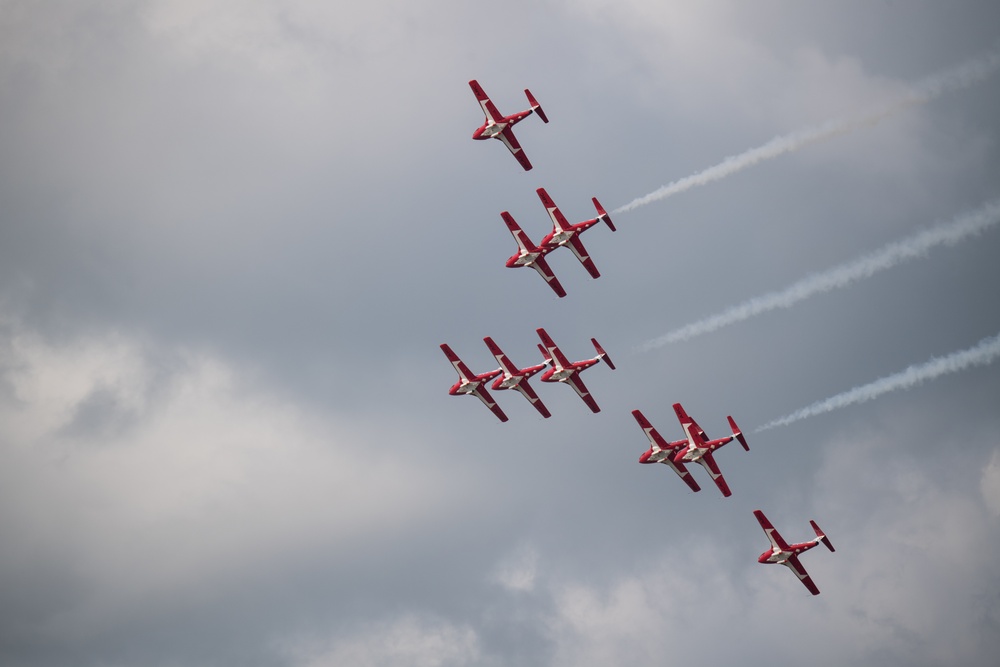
[753, 510, 835, 595]
[484, 336, 552, 418]
[633, 409, 701, 493]
[440, 343, 507, 422]
[670, 402, 748, 497]
[469, 80, 548, 171]
[535, 328, 615, 413]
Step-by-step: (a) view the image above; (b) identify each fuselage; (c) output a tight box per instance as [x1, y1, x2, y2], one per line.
[639, 447, 678, 464]
[449, 370, 500, 397]
[542, 357, 597, 383]
[473, 121, 506, 140]
[473, 110, 531, 140]
[758, 541, 817, 564]
[506, 248, 544, 269]
[492, 363, 545, 391]
[541, 228, 575, 247]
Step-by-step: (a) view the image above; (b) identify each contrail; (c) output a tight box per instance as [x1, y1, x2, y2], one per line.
[639, 199, 1000, 350]
[756, 331, 1000, 432]
[614, 46, 1000, 214]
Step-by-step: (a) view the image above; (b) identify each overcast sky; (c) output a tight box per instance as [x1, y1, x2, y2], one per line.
[2, 1, 999, 665]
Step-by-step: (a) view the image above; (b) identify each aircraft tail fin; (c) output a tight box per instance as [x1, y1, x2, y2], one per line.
[591, 338, 615, 370]
[811, 520, 835, 552]
[537, 343, 553, 366]
[592, 197, 616, 231]
[728, 416, 749, 451]
[525, 89, 548, 123]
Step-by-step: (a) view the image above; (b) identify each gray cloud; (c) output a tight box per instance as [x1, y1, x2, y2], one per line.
[1, 1, 999, 665]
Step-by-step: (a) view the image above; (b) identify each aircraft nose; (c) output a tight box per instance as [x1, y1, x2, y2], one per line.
[639, 450, 651, 464]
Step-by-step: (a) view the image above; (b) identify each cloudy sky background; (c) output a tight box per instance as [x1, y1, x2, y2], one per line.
[2, 1, 999, 665]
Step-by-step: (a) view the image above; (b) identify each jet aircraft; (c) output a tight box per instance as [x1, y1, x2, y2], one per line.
[501, 211, 566, 298]
[501, 188, 615, 297]
[469, 79, 548, 171]
[670, 402, 748, 497]
[440, 343, 506, 422]
[484, 336, 552, 418]
[535, 187, 615, 281]
[753, 509, 835, 595]
[633, 409, 701, 493]
[535, 328, 615, 413]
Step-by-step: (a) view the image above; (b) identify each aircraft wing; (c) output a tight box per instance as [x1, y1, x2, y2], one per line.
[469, 79, 503, 123]
[512, 381, 551, 418]
[498, 127, 533, 171]
[483, 337, 520, 378]
[673, 403, 709, 446]
[441, 343, 477, 382]
[783, 555, 820, 595]
[695, 451, 732, 497]
[632, 410, 685, 451]
[753, 510, 792, 551]
[566, 236, 600, 279]
[661, 458, 701, 492]
[537, 188, 573, 233]
[472, 385, 509, 423]
[565, 373, 600, 413]
[535, 329, 574, 370]
[529, 256, 566, 298]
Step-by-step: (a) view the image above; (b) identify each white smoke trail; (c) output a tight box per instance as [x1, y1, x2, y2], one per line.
[614, 46, 1000, 214]
[756, 331, 1000, 432]
[639, 199, 1000, 350]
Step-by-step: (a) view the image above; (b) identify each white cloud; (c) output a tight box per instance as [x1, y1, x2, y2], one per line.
[981, 448, 1000, 517]
[283, 614, 482, 667]
[561, 0, 931, 174]
[0, 315, 471, 638]
[490, 543, 539, 593]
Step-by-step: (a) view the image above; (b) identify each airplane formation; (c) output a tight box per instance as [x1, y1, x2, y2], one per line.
[441, 328, 615, 422]
[444, 80, 835, 596]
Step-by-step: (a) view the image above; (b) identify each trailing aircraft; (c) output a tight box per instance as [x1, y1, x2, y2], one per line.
[500, 211, 566, 298]
[440, 343, 506, 422]
[670, 402, 748, 497]
[753, 509, 835, 595]
[535, 327, 615, 413]
[484, 336, 552, 418]
[633, 409, 701, 493]
[469, 79, 548, 171]
[500, 188, 615, 296]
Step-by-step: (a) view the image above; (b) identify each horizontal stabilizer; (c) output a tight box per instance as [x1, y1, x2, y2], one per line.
[593, 197, 616, 231]
[525, 89, 548, 123]
[811, 520, 835, 552]
[537, 343, 552, 364]
[592, 338, 615, 370]
[728, 416, 749, 450]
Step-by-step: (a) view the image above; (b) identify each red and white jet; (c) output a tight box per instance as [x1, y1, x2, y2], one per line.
[633, 409, 701, 493]
[500, 211, 566, 298]
[753, 510, 835, 596]
[535, 187, 616, 281]
[484, 336, 552, 418]
[535, 327, 615, 413]
[670, 403, 748, 497]
[469, 79, 548, 171]
[440, 343, 507, 422]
